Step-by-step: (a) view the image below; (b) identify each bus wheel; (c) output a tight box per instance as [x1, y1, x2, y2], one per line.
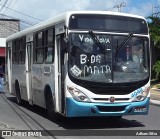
[46, 92, 59, 121]
[15, 82, 22, 105]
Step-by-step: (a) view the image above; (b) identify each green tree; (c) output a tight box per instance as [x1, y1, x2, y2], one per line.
[147, 16, 160, 79]
[147, 16, 160, 48]
[153, 60, 160, 79]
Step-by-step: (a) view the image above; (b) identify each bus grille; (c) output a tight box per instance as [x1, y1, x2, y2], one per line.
[89, 87, 133, 95]
[85, 85, 139, 95]
[97, 106, 127, 112]
[93, 98, 130, 101]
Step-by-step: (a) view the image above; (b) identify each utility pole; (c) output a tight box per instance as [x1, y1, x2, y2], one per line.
[114, 2, 126, 12]
[152, 5, 160, 16]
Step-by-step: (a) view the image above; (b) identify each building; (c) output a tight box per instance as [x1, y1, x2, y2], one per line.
[0, 19, 20, 64]
[0, 19, 20, 38]
[0, 38, 6, 64]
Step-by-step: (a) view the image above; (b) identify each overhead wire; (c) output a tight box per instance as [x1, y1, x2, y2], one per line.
[0, 3, 43, 22]
[2, 0, 15, 14]
[0, 0, 9, 12]
[0, 15, 36, 32]
[0, 0, 43, 34]
[0, 0, 38, 30]
[1, 13, 38, 26]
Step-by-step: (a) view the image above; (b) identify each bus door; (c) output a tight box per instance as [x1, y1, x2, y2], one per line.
[55, 23, 66, 113]
[7, 42, 12, 94]
[26, 34, 33, 105]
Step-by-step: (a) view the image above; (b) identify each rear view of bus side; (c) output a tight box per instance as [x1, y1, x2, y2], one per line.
[5, 11, 150, 120]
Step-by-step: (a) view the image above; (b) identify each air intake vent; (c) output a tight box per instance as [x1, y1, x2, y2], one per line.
[97, 106, 127, 112]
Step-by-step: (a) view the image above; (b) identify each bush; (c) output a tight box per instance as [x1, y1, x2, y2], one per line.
[153, 60, 160, 79]
[156, 84, 160, 89]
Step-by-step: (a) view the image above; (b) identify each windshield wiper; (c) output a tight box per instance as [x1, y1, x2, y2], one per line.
[88, 31, 105, 52]
[116, 33, 133, 52]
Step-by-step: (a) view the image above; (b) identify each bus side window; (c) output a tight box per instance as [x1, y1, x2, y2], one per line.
[35, 31, 44, 63]
[37, 49, 44, 63]
[45, 28, 55, 63]
[13, 40, 20, 64]
[19, 37, 26, 64]
[45, 47, 53, 62]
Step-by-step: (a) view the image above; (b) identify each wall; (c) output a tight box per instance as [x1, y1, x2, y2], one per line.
[0, 19, 20, 38]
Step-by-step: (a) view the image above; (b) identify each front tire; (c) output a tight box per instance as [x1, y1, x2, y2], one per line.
[15, 82, 23, 105]
[46, 92, 59, 121]
[108, 116, 122, 121]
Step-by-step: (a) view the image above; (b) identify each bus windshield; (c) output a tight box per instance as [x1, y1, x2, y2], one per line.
[69, 33, 149, 83]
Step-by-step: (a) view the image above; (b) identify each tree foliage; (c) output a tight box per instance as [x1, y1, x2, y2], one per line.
[153, 60, 160, 79]
[147, 16, 160, 79]
[147, 16, 160, 47]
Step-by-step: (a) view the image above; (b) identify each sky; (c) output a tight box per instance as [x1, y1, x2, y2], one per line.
[0, 0, 160, 27]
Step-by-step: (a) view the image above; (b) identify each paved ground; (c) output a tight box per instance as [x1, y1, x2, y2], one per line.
[150, 88, 160, 106]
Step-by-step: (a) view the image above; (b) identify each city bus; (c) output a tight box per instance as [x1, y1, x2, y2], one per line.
[5, 11, 150, 120]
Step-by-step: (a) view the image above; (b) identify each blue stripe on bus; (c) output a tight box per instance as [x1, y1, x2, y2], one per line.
[65, 97, 150, 117]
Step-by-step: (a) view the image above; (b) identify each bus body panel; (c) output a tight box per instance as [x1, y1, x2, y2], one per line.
[7, 43, 12, 94]
[26, 34, 33, 104]
[32, 64, 45, 107]
[65, 74, 150, 117]
[66, 97, 149, 117]
[12, 64, 28, 100]
[32, 64, 55, 108]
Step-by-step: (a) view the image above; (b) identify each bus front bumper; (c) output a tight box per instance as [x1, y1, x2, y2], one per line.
[66, 97, 150, 117]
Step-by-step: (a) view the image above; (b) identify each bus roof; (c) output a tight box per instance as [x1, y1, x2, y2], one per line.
[6, 11, 146, 42]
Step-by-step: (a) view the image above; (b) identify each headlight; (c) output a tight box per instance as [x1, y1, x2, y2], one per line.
[67, 86, 90, 102]
[132, 87, 150, 102]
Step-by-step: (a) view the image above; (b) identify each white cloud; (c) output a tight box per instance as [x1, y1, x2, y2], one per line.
[48, 0, 91, 18]
[4, 0, 119, 20]
[7, 0, 91, 20]
[0, 0, 153, 25]
[125, 2, 153, 17]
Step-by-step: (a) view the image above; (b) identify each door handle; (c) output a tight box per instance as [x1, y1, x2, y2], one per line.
[58, 73, 61, 77]
[26, 70, 31, 73]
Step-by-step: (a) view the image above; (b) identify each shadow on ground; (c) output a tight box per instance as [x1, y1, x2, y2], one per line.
[6, 95, 145, 130]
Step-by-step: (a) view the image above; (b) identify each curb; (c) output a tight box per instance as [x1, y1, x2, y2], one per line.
[151, 88, 160, 91]
[150, 88, 160, 106]
[150, 99, 160, 106]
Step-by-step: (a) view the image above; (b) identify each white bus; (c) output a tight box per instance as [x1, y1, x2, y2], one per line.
[5, 11, 150, 120]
